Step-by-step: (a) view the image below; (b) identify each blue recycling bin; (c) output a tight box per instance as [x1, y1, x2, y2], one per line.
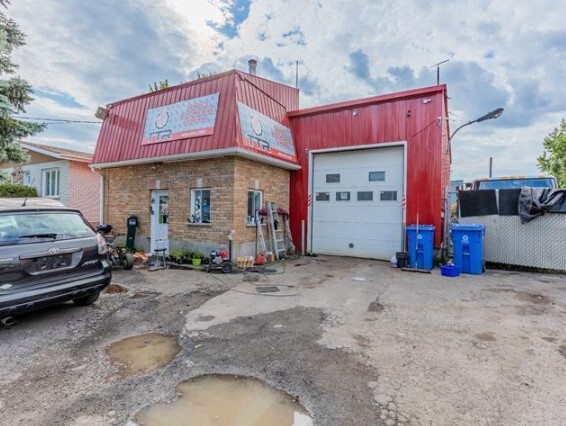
[451, 224, 486, 275]
[406, 225, 435, 270]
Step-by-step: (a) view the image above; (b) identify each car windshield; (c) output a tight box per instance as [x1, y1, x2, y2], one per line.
[0, 211, 95, 245]
[478, 178, 556, 189]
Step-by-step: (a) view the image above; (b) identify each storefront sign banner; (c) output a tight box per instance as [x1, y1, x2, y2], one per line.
[143, 93, 219, 144]
[237, 102, 297, 162]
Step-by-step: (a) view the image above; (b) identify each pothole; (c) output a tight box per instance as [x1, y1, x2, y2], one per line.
[134, 374, 313, 426]
[107, 333, 180, 378]
[104, 284, 128, 294]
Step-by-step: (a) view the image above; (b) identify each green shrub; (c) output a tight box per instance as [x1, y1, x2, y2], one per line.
[0, 184, 38, 198]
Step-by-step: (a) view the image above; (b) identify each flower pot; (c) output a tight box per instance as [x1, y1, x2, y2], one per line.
[191, 258, 202, 266]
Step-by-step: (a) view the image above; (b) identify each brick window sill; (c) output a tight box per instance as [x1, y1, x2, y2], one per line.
[187, 223, 213, 227]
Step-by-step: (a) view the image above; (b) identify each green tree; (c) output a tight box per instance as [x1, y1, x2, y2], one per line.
[537, 118, 566, 188]
[0, 0, 44, 163]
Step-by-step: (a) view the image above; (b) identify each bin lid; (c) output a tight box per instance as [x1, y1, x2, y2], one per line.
[451, 224, 486, 231]
[406, 224, 435, 231]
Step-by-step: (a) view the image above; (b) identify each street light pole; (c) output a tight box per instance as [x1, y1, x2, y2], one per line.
[443, 107, 504, 262]
[449, 107, 504, 141]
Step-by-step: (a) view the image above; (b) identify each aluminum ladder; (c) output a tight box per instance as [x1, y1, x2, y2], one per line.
[266, 202, 287, 260]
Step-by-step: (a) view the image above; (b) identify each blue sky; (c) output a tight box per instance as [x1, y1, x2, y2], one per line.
[8, 0, 566, 181]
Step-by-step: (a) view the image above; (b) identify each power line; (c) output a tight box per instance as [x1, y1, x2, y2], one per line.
[17, 116, 101, 124]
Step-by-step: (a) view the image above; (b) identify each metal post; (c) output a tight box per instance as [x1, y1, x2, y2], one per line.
[301, 220, 305, 256]
[489, 157, 493, 178]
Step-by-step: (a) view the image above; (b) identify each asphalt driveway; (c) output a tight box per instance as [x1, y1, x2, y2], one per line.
[1, 257, 565, 425]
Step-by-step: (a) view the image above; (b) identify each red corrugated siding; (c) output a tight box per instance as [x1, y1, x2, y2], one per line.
[289, 85, 449, 249]
[237, 71, 299, 111]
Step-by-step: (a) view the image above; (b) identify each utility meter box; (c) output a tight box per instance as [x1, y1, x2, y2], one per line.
[126, 215, 138, 252]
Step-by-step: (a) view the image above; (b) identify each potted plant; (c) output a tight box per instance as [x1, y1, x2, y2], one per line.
[191, 249, 203, 266]
[181, 248, 193, 264]
[169, 249, 183, 264]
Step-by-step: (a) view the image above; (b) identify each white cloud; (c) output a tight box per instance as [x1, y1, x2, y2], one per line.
[4, 0, 565, 179]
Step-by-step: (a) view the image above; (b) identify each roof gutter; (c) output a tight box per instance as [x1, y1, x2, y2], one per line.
[89, 147, 301, 171]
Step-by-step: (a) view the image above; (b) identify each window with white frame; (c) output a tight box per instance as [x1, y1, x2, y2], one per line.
[190, 189, 211, 223]
[247, 190, 263, 225]
[42, 168, 60, 197]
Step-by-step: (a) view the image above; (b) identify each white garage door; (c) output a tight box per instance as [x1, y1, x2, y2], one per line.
[311, 146, 404, 260]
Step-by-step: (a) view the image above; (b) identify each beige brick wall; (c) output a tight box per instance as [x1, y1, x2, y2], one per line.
[232, 158, 290, 246]
[102, 156, 290, 255]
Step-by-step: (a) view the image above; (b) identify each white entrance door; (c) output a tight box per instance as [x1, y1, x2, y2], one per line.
[150, 190, 169, 253]
[311, 146, 404, 260]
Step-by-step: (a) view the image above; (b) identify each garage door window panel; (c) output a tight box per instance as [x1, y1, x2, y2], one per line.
[326, 173, 340, 183]
[380, 191, 398, 201]
[369, 171, 386, 182]
[357, 191, 373, 201]
[316, 192, 330, 201]
[336, 191, 350, 201]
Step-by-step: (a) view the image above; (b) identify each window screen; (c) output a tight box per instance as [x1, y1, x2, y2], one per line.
[380, 191, 397, 201]
[369, 171, 385, 181]
[336, 191, 351, 201]
[326, 173, 340, 183]
[357, 191, 373, 201]
[316, 192, 330, 201]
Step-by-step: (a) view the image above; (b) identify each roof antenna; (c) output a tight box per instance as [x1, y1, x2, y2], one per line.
[430, 59, 450, 85]
[295, 60, 299, 89]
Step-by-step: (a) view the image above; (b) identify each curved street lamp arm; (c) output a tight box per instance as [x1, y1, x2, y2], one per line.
[449, 108, 504, 141]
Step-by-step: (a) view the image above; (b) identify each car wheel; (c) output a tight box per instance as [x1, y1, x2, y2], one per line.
[73, 292, 101, 306]
[124, 253, 134, 270]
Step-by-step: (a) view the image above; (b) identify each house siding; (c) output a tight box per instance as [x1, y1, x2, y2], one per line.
[17, 160, 70, 204]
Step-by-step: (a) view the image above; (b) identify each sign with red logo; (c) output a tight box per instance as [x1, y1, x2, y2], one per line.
[142, 93, 219, 144]
[237, 102, 297, 163]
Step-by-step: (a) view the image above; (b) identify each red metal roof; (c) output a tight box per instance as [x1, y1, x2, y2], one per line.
[287, 85, 446, 117]
[92, 70, 299, 167]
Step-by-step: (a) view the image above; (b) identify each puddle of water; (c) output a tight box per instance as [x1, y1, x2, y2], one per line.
[107, 333, 180, 378]
[135, 375, 313, 426]
[104, 284, 128, 294]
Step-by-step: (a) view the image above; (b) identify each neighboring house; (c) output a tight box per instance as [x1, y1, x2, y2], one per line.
[92, 62, 449, 260]
[0, 142, 100, 225]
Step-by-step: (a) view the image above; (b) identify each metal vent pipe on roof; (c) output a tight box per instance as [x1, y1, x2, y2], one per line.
[248, 59, 257, 75]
